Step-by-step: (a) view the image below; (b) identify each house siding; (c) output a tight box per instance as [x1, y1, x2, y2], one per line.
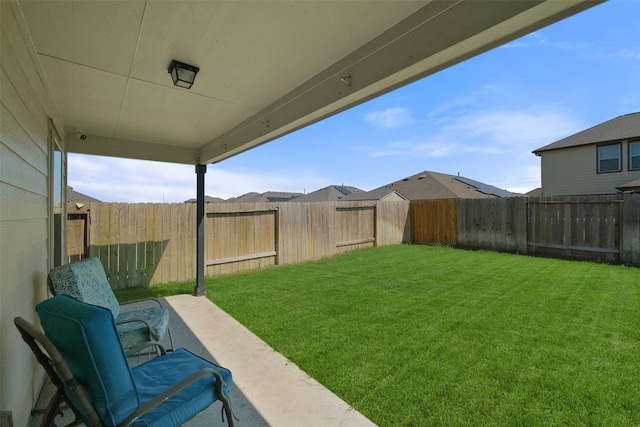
[540, 142, 640, 196]
[1, 2, 64, 426]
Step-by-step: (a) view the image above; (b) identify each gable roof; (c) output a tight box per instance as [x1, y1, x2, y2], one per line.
[184, 196, 226, 203]
[617, 178, 640, 193]
[66, 186, 101, 203]
[363, 171, 518, 200]
[341, 188, 407, 202]
[293, 185, 363, 202]
[533, 112, 640, 154]
[226, 191, 303, 203]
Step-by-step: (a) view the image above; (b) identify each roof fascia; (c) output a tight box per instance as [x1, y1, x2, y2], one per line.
[64, 132, 199, 164]
[199, 0, 603, 164]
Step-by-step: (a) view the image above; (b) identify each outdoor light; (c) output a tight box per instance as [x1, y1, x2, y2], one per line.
[168, 60, 199, 89]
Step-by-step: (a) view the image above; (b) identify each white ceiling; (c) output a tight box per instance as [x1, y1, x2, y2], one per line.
[19, 0, 602, 165]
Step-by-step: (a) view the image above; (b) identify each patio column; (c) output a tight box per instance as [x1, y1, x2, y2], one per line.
[194, 164, 206, 296]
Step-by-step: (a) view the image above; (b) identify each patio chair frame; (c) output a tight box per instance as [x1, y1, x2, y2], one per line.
[15, 315, 234, 427]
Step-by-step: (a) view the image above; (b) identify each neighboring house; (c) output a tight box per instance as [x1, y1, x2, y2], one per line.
[533, 112, 640, 196]
[356, 171, 518, 201]
[617, 178, 640, 193]
[225, 191, 303, 203]
[184, 196, 226, 203]
[340, 188, 407, 202]
[293, 185, 363, 202]
[66, 186, 101, 203]
[525, 187, 543, 197]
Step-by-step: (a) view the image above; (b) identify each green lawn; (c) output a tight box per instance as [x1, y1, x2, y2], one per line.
[117, 245, 640, 426]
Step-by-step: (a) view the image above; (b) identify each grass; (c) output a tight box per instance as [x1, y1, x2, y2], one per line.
[116, 245, 640, 426]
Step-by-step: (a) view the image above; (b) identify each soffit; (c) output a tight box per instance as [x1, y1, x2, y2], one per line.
[18, 0, 603, 165]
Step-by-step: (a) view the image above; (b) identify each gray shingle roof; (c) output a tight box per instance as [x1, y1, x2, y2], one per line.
[617, 178, 640, 192]
[66, 186, 101, 203]
[226, 191, 303, 203]
[359, 171, 518, 200]
[293, 185, 363, 202]
[184, 196, 226, 203]
[340, 188, 407, 201]
[533, 112, 640, 154]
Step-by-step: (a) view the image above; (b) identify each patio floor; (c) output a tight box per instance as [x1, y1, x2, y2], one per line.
[31, 294, 376, 427]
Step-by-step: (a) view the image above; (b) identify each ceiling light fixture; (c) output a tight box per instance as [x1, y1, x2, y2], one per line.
[168, 60, 199, 89]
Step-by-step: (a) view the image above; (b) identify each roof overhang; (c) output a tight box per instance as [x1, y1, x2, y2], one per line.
[19, 0, 603, 165]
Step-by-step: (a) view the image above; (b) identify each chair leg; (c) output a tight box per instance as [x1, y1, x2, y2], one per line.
[218, 394, 235, 427]
[166, 326, 175, 353]
[38, 389, 63, 427]
[38, 389, 82, 427]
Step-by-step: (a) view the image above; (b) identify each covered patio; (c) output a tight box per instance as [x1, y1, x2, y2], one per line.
[30, 295, 375, 426]
[1, 1, 604, 425]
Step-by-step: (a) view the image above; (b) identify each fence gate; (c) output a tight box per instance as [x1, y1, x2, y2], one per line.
[527, 197, 622, 263]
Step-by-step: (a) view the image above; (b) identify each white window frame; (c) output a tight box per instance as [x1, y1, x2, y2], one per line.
[629, 140, 640, 171]
[597, 143, 621, 173]
[49, 119, 66, 269]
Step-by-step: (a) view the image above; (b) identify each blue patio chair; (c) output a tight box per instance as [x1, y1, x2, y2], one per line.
[22, 294, 234, 427]
[48, 257, 174, 354]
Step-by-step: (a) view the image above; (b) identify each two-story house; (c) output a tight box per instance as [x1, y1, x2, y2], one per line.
[533, 112, 640, 196]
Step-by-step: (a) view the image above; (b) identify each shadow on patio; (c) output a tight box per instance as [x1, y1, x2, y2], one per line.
[32, 294, 375, 427]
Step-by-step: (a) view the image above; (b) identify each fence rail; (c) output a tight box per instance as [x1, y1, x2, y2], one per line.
[67, 194, 640, 289]
[67, 200, 410, 289]
[411, 194, 640, 265]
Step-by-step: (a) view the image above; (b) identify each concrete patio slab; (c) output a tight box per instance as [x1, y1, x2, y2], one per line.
[164, 294, 376, 427]
[29, 294, 375, 427]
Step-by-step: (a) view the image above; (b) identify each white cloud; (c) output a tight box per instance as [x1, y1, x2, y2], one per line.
[596, 49, 640, 61]
[367, 106, 583, 161]
[445, 108, 583, 148]
[365, 107, 413, 129]
[509, 32, 589, 51]
[68, 154, 328, 203]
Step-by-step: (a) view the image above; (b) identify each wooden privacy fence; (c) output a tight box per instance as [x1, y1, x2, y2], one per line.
[67, 200, 410, 289]
[411, 194, 640, 265]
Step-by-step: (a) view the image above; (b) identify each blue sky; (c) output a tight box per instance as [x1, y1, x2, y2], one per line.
[69, 0, 640, 203]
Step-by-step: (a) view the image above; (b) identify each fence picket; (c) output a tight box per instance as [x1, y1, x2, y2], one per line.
[66, 196, 637, 289]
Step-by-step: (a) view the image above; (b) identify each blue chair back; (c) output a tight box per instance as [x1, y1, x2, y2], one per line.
[37, 295, 140, 427]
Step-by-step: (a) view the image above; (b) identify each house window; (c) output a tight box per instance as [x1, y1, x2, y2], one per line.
[597, 143, 621, 173]
[630, 140, 640, 171]
[49, 119, 66, 268]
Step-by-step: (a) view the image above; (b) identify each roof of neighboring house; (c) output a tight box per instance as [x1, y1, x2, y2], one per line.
[533, 112, 640, 154]
[184, 196, 226, 203]
[361, 171, 518, 200]
[226, 191, 303, 203]
[293, 185, 363, 202]
[525, 187, 543, 197]
[66, 186, 101, 203]
[340, 188, 407, 201]
[617, 178, 640, 193]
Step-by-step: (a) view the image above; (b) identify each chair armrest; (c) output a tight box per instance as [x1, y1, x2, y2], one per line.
[119, 298, 163, 310]
[117, 368, 229, 427]
[115, 317, 156, 332]
[124, 341, 167, 357]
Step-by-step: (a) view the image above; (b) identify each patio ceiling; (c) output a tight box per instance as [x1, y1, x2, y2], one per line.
[19, 0, 602, 165]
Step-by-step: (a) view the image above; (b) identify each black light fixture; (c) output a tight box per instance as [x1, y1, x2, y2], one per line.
[168, 60, 199, 89]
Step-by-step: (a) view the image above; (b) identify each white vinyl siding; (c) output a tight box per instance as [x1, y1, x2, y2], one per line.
[540, 142, 640, 196]
[1, 2, 64, 426]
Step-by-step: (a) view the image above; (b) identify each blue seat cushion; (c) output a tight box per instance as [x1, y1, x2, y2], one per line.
[36, 295, 139, 427]
[117, 306, 170, 348]
[131, 348, 233, 427]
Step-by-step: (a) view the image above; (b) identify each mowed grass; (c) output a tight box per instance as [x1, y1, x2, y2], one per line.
[117, 245, 640, 426]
